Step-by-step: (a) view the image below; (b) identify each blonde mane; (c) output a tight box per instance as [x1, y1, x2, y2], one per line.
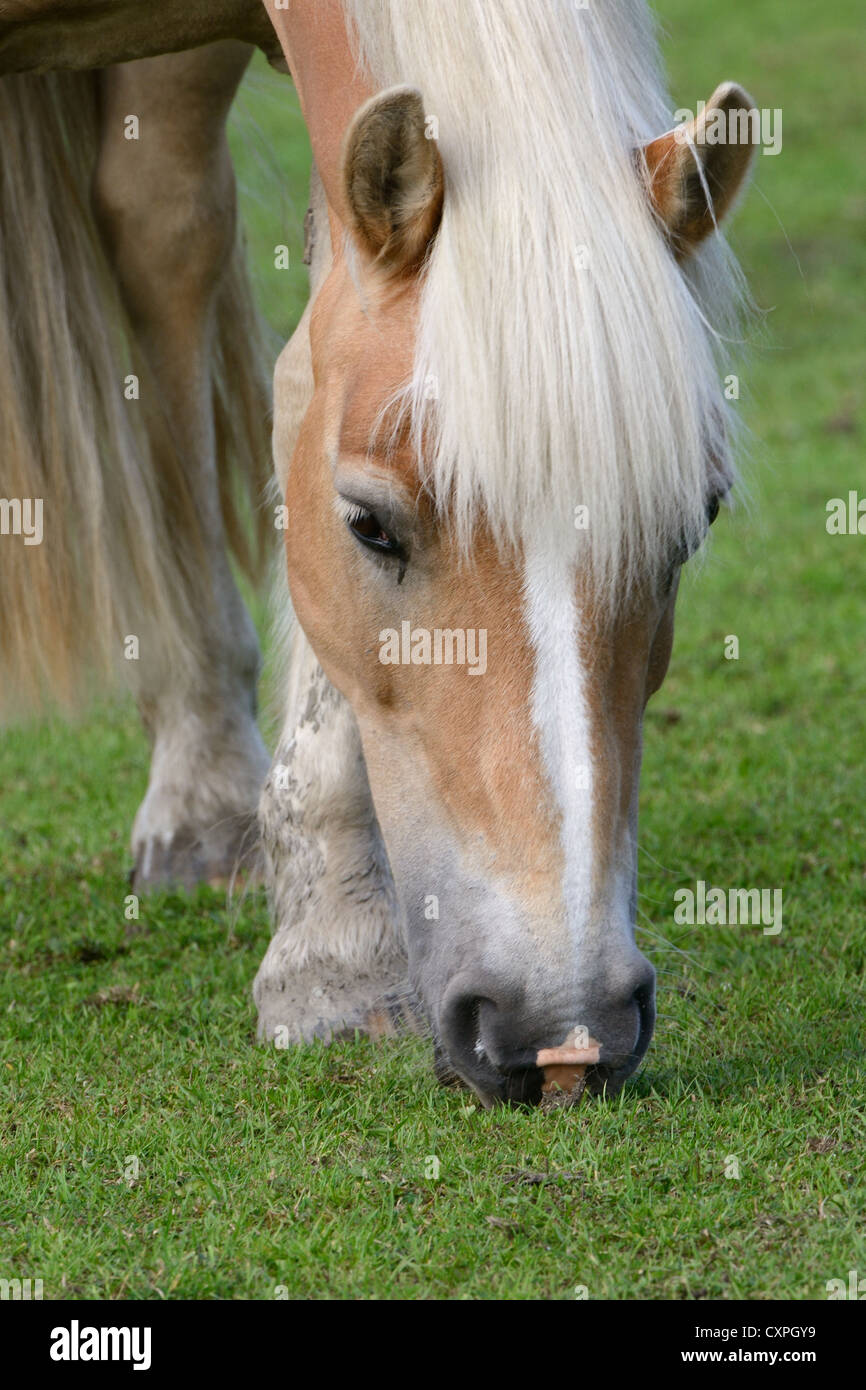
[342, 0, 748, 597]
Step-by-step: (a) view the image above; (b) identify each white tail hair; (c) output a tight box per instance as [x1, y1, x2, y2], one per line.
[0, 72, 272, 719]
[342, 0, 749, 600]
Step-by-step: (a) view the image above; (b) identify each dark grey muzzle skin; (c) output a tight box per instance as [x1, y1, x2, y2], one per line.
[422, 952, 657, 1108]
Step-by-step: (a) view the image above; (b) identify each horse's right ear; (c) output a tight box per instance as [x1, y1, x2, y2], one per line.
[640, 82, 756, 259]
[342, 86, 444, 275]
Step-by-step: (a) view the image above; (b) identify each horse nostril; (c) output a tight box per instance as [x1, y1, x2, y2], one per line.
[632, 979, 652, 1016]
[440, 992, 488, 1067]
[627, 971, 656, 1061]
[451, 994, 483, 1048]
[440, 989, 544, 1105]
[438, 983, 516, 1098]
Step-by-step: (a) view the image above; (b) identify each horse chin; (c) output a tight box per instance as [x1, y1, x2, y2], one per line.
[434, 1038, 576, 1110]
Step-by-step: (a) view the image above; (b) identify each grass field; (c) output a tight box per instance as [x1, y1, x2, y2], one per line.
[1, 0, 863, 1300]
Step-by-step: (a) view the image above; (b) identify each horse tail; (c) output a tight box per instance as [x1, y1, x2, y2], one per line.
[212, 224, 275, 590]
[0, 70, 272, 720]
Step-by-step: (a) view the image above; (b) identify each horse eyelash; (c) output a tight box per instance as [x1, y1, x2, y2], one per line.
[334, 497, 371, 528]
[335, 495, 408, 584]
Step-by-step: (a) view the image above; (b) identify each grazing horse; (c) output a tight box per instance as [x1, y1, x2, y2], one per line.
[0, 0, 755, 1107]
[255, 0, 755, 1105]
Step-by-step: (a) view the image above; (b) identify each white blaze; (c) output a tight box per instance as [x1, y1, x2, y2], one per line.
[523, 537, 594, 942]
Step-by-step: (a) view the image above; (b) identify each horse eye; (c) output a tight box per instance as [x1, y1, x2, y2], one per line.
[346, 506, 404, 561]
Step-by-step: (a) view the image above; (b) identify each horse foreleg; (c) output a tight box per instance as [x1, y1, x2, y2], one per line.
[93, 42, 270, 890]
[255, 166, 409, 1043]
[256, 628, 410, 1044]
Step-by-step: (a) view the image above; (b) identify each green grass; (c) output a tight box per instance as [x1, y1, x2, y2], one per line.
[1, 0, 864, 1300]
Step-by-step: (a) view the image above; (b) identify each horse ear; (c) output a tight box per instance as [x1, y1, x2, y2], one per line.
[640, 82, 756, 258]
[342, 86, 444, 274]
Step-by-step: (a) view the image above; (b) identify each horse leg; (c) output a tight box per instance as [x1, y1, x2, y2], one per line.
[92, 42, 270, 890]
[255, 167, 409, 1043]
[256, 628, 410, 1044]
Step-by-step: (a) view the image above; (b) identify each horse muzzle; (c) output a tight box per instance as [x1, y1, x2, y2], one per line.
[434, 960, 656, 1107]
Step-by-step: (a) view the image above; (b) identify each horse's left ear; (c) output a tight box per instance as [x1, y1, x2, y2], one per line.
[342, 85, 444, 274]
[640, 82, 757, 258]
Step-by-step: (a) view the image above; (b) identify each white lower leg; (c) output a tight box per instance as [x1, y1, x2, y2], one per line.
[255, 626, 406, 1043]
